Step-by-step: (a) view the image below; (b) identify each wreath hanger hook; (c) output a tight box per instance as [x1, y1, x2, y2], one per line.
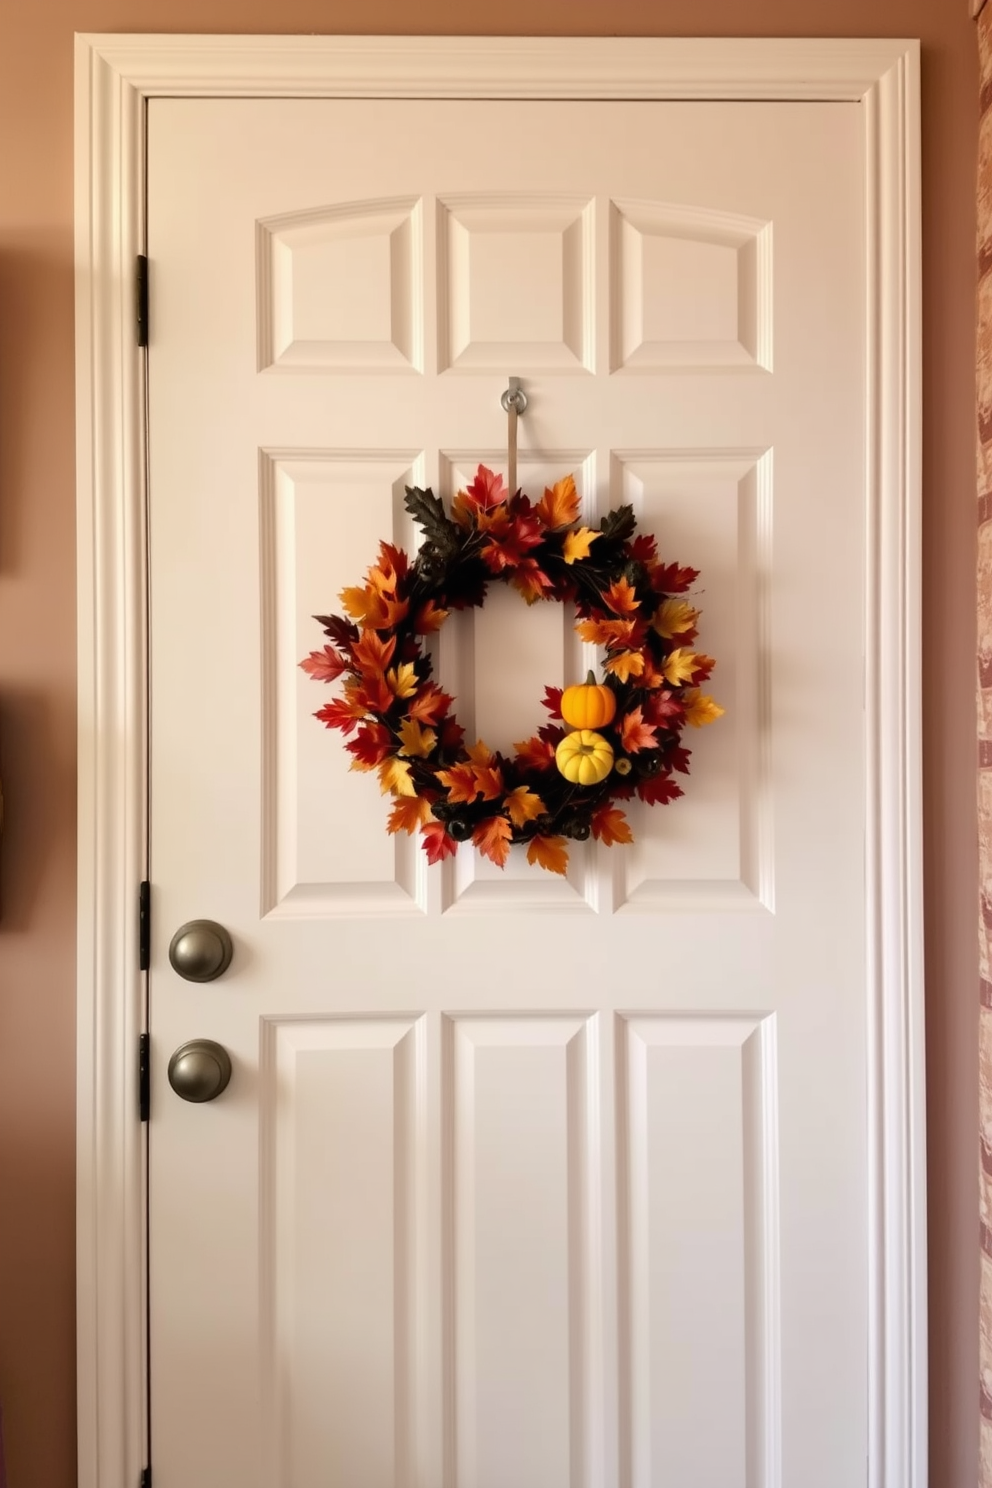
[501, 376, 528, 493]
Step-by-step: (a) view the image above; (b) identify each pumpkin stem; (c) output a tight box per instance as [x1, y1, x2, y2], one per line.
[585, 669, 597, 686]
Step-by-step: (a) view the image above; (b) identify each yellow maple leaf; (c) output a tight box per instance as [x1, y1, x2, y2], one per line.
[526, 835, 569, 876]
[562, 527, 601, 565]
[662, 648, 698, 686]
[505, 786, 547, 829]
[387, 662, 418, 698]
[339, 585, 378, 623]
[683, 689, 725, 727]
[653, 598, 699, 639]
[378, 757, 416, 797]
[605, 650, 646, 683]
[397, 718, 437, 757]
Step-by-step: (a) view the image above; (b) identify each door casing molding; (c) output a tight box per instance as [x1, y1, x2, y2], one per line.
[74, 33, 923, 1488]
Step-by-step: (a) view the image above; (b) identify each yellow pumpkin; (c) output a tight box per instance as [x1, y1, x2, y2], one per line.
[555, 729, 615, 786]
[560, 670, 617, 730]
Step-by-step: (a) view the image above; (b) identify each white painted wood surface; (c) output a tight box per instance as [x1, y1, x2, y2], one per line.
[148, 93, 862, 1488]
[74, 37, 923, 1488]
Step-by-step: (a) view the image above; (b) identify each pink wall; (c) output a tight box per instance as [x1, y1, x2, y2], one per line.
[0, 2, 976, 1483]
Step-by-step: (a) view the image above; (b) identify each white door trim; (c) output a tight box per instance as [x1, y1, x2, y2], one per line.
[74, 34, 923, 1488]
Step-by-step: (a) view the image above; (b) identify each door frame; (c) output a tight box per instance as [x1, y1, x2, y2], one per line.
[74, 34, 923, 1488]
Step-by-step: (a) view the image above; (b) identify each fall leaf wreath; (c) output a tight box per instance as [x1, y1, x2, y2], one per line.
[302, 466, 724, 877]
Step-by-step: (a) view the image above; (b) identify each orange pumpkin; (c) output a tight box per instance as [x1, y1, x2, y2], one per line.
[560, 670, 617, 730]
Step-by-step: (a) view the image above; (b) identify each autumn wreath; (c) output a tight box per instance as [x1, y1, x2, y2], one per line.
[302, 466, 723, 877]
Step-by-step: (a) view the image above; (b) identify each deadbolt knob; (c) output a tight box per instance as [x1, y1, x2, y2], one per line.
[167, 1039, 232, 1103]
[168, 920, 233, 982]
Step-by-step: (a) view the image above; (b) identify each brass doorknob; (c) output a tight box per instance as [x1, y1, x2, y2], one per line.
[168, 919, 233, 982]
[167, 1039, 232, 1103]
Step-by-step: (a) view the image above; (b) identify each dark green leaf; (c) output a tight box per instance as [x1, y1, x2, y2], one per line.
[599, 505, 637, 544]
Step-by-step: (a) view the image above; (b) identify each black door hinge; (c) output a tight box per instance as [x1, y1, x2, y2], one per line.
[140, 1467, 152, 1488]
[136, 255, 149, 348]
[139, 1033, 150, 1123]
[139, 879, 151, 972]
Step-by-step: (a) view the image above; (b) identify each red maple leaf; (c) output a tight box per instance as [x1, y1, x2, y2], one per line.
[652, 562, 700, 594]
[421, 820, 458, 864]
[537, 722, 566, 747]
[643, 690, 684, 729]
[345, 722, 392, 769]
[462, 464, 507, 513]
[688, 653, 715, 684]
[627, 533, 658, 565]
[664, 744, 693, 775]
[480, 508, 544, 573]
[299, 645, 349, 683]
[513, 735, 557, 772]
[314, 613, 359, 650]
[541, 686, 563, 719]
[439, 717, 466, 752]
[314, 697, 365, 735]
[353, 672, 394, 715]
[637, 774, 684, 806]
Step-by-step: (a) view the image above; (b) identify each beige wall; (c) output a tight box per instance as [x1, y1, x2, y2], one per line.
[0, 2, 976, 1484]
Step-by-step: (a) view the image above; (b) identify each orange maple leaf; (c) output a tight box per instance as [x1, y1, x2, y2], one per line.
[513, 735, 557, 771]
[472, 764, 505, 801]
[575, 616, 636, 648]
[603, 577, 640, 615]
[535, 474, 581, 530]
[436, 763, 481, 804]
[591, 805, 634, 847]
[605, 650, 646, 683]
[466, 740, 495, 767]
[505, 786, 547, 829]
[339, 585, 380, 623]
[386, 795, 432, 835]
[526, 835, 569, 875]
[407, 684, 453, 725]
[473, 815, 513, 868]
[413, 600, 450, 633]
[353, 629, 397, 675]
[510, 559, 555, 604]
[619, 706, 657, 754]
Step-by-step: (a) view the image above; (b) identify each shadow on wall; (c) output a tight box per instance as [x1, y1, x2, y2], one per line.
[0, 237, 78, 931]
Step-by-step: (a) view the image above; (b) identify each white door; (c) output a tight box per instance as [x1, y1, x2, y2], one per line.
[147, 95, 866, 1488]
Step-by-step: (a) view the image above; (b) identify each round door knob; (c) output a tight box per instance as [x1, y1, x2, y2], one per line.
[168, 1039, 232, 1103]
[168, 919, 233, 982]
